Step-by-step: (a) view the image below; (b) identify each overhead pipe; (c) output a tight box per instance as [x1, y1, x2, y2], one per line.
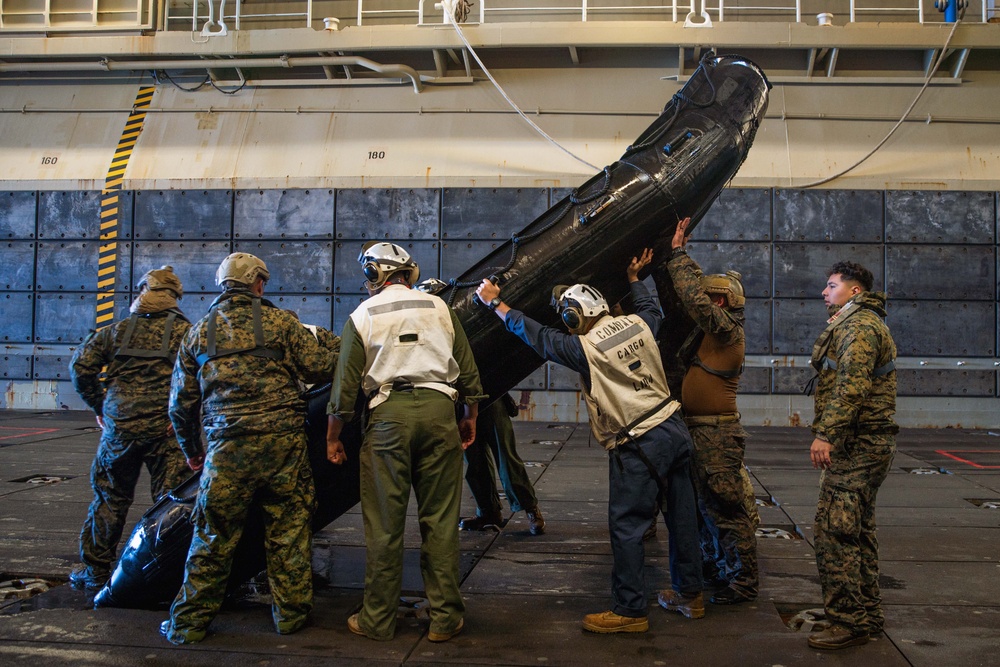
[0, 55, 424, 92]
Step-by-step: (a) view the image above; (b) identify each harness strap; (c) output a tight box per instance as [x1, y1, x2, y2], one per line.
[111, 311, 186, 371]
[614, 396, 676, 445]
[691, 355, 744, 379]
[196, 297, 284, 368]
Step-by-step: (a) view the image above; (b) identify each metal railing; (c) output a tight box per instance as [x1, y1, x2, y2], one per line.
[4, 0, 996, 34]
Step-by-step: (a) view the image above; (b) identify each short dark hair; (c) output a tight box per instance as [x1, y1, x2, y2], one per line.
[829, 261, 874, 292]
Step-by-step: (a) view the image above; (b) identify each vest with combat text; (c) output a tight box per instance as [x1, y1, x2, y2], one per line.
[350, 285, 460, 409]
[579, 314, 679, 450]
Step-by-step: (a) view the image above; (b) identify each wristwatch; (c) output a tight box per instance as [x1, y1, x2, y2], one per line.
[487, 297, 502, 311]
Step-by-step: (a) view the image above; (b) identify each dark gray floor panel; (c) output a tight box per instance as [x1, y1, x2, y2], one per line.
[882, 605, 1000, 667]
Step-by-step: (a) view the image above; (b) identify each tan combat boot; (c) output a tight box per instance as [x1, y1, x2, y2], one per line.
[657, 590, 705, 619]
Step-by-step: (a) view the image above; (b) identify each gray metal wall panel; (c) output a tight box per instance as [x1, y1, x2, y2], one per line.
[0, 242, 35, 291]
[694, 188, 771, 241]
[514, 365, 547, 391]
[333, 240, 438, 292]
[774, 190, 883, 242]
[267, 295, 332, 330]
[233, 241, 333, 293]
[34, 293, 130, 343]
[32, 348, 76, 381]
[234, 189, 334, 240]
[38, 191, 133, 239]
[441, 188, 548, 240]
[772, 299, 828, 355]
[741, 367, 771, 394]
[0, 192, 36, 238]
[744, 298, 771, 355]
[335, 189, 439, 240]
[548, 363, 582, 390]
[1, 353, 32, 380]
[133, 190, 232, 240]
[772, 367, 814, 395]
[132, 241, 232, 294]
[890, 301, 996, 357]
[686, 242, 771, 297]
[773, 244, 884, 298]
[441, 240, 505, 281]
[35, 241, 131, 292]
[896, 370, 996, 397]
[0, 293, 33, 342]
[886, 245, 996, 301]
[886, 191, 995, 244]
[333, 294, 367, 336]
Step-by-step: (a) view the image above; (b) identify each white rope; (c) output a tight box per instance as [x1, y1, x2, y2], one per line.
[798, 19, 961, 188]
[438, 0, 600, 171]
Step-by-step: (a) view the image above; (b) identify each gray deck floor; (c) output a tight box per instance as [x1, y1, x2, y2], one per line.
[1, 410, 999, 666]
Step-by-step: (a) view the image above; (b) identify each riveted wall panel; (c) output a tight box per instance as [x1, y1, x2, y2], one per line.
[890, 301, 996, 357]
[548, 363, 582, 391]
[0, 241, 35, 291]
[772, 299, 828, 355]
[514, 364, 547, 391]
[333, 240, 438, 292]
[744, 298, 771, 355]
[35, 241, 131, 292]
[234, 189, 334, 240]
[886, 191, 995, 244]
[335, 189, 439, 240]
[694, 188, 771, 241]
[38, 191, 133, 239]
[269, 295, 333, 330]
[441, 240, 507, 281]
[133, 190, 232, 240]
[33, 346, 77, 381]
[132, 241, 232, 294]
[774, 190, 883, 242]
[773, 244, 884, 298]
[1, 354, 31, 380]
[741, 367, 771, 394]
[772, 367, 815, 395]
[233, 241, 333, 293]
[441, 188, 548, 240]
[686, 242, 771, 297]
[0, 192, 36, 238]
[34, 293, 130, 344]
[896, 370, 996, 397]
[887, 245, 996, 301]
[333, 293, 367, 337]
[0, 293, 33, 342]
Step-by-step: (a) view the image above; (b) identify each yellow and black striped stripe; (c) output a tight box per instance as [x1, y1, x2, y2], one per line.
[96, 86, 154, 328]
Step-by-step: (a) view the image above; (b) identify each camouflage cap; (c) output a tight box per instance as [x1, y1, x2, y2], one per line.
[137, 265, 183, 299]
[702, 270, 745, 308]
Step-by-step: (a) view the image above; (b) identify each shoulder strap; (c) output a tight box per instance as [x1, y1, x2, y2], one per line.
[196, 297, 285, 368]
[113, 311, 183, 365]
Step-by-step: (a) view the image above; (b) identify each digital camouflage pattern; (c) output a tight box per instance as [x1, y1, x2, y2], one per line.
[811, 291, 898, 449]
[812, 290, 897, 634]
[165, 291, 339, 642]
[667, 251, 758, 595]
[70, 311, 192, 576]
[688, 423, 760, 596]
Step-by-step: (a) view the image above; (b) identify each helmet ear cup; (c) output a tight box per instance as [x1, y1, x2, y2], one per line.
[362, 261, 383, 286]
[561, 304, 583, 331]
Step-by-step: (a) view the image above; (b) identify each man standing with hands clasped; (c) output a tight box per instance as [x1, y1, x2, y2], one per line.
[327, 242, 484, 643]
[807, 261, 897, 650]
[476, 249, 702, 634]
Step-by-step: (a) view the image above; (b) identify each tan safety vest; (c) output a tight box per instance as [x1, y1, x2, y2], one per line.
[350, 285, 460, 409]
[579, 314, 679, 450]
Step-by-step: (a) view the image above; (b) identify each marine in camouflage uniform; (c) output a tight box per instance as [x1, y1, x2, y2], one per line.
[807, 261, 897, 651]
[664, 217, 759, 605]
[68, 266, 191, 589]
[161, 253, 339, 645]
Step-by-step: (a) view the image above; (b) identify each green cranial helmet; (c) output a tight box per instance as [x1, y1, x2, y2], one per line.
[701, 270, 745, 308]
[215, 252, 270, 288]
[137, 265, 183, 299]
